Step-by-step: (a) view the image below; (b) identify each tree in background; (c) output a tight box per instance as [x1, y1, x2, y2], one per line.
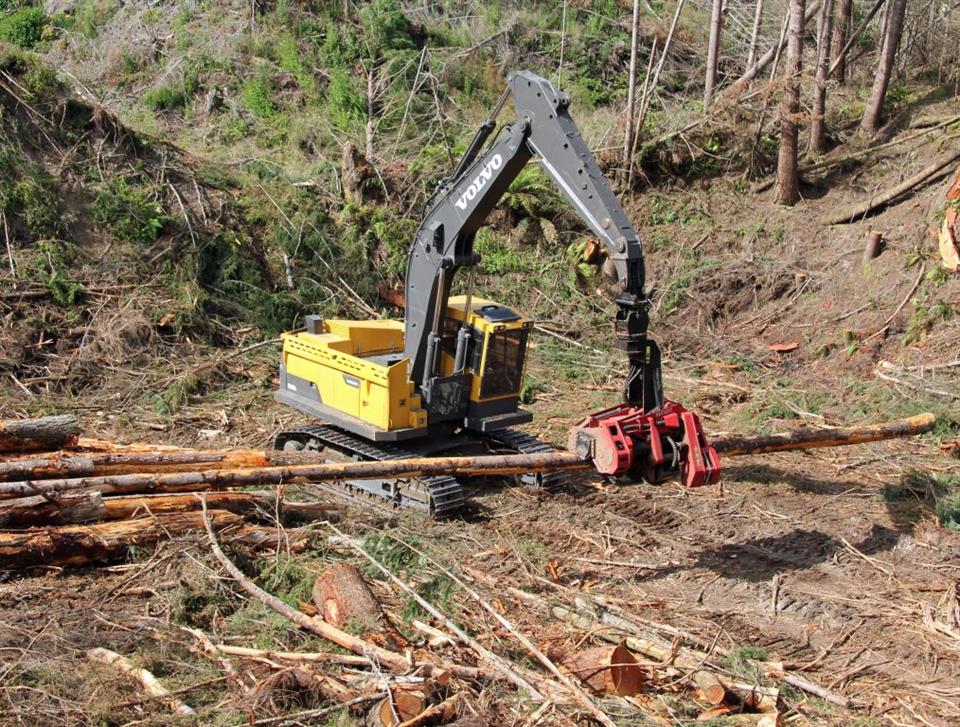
[830, 0, 853, 83]
[809, 0, 835, 154]
[861, 0, 907, 134]
[775, 0, 807, 205]
[704, 0, 724, 107]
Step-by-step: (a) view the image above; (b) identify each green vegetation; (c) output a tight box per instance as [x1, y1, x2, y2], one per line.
[91, 178, 169, 244]
[0, 6, 45, 48]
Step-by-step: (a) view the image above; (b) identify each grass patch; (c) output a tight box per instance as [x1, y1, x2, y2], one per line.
[91, 177, 169, 243]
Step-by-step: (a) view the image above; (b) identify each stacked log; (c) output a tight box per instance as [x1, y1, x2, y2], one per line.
[0, 415, 342, 568]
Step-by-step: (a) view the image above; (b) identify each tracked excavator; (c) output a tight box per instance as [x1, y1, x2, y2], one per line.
[274, 71, 720, 516]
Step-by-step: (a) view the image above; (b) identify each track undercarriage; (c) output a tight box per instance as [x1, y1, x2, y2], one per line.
[275, 424, 570, 517]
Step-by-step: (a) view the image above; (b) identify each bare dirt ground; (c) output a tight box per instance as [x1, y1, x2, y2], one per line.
[1, 98, 958, 726]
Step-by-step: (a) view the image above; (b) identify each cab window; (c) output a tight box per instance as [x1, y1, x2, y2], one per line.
[479, 329, 528, 398]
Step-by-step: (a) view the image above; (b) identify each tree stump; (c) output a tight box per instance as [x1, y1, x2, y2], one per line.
[0, 415, 81, 453]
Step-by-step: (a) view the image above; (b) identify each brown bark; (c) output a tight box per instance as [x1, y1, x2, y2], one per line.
[863, 231, 883, 263]
[560, 644, 644, 696]
[809, 0, 835, 155]
[0, 510, 242, 569]
[860, 0, 908, 134]
[0, 491, 106, 528]
[774, 0, 807, 206]
[746, 0, 765, 68]
[0, 448, 328, 481]
[704, 0, 724, 108]
[313, 563, 407, 650]
[0, 490, 339, 528]
[712, 412, 936, 455]
[0, 415, 80, 453]
[0, 451, 593, 500]
[828, 0, 886, 78]
[342, 142, 372, 205]
[830, 0, 853, 82]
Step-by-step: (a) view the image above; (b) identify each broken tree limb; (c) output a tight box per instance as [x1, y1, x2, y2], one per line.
[197, 499, 483, 684]
[86, 647, 195, 716]
[0, 415, 80, 453]
[821, 147, 960, 224]
[0, 490, 340, 528]
[712, 412, 935, 455]
[324, 522, 546, 703]
[0, 510, 243, 568]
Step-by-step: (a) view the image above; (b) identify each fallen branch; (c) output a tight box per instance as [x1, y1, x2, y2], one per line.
[86, 647, 195, 716]
[821, 148, 960, 224]
[325, 522, 546, 702]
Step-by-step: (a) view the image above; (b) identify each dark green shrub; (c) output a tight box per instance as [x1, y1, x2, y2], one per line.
[92, 178, 169, 243]
[142, 84, 188, 111]
[241, 74, 276, 119]
[0, 7, 46, 48]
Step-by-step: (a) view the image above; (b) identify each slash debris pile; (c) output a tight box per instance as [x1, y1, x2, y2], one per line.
[3, 413, 926, 725]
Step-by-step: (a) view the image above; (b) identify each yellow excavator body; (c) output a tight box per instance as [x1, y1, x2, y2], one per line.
[277, 296, 531, 438]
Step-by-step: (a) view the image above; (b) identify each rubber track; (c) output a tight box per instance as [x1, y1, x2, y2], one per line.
[486, 429, 571, 493]
[275, 424, 466, 517]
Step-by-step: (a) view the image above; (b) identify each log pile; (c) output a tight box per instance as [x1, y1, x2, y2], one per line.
[0, 414, 343, 567]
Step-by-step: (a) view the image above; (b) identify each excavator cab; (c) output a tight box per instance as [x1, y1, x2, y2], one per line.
[436, 296, 534, 431]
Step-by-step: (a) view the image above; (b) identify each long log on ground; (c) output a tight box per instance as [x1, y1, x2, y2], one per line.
[0, 414, 936, 500]
[313, 564, 408, 650]
[0, 490, 341, 528]
[0, 451, 593, 500]
[0, 448, 329, 480]
[0, 415, 80, 453]
[712, 412, 935, 455]
[821, 148, 960, 224]
[0, 510, 243, 568]
[86, 647, 195, 716]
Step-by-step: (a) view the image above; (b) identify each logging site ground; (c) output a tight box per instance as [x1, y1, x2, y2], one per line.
[0, 2, 959, 726]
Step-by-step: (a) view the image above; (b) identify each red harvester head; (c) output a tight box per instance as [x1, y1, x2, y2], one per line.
[568, 400, 721, 487]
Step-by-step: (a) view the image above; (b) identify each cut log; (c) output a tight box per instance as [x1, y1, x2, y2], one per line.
[313, 564, 407, 650]
[0, 510, 242, 569]
[0, 491, 106, 527]
[0, 451, 593, 500]
[0, 415, 80, 453]
[86, 647, 195, 716]
[692, 670, 729, 705]
[0, 448, 330, 480]
[373, 689, 429, 726]
[560, 644, 644, 696]
[712, 412, 936, 455]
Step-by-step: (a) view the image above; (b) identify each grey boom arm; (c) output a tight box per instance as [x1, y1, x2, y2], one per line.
[403, 70, 663, 413]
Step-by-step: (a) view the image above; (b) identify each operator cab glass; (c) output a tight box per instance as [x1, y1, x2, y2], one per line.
[480, 328, 528, 398]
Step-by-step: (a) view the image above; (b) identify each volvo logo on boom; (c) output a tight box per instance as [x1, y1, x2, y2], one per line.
[454, 154, 503, 210]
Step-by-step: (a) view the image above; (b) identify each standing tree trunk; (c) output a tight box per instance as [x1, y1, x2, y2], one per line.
[860, 0, 908, 134]
[830, 0, 853, 82]
[746, 0, 765, 68]
[809, 0, 835, 154]
[704, 0, 724, 107]
[775, 0, 807, 206]
[622, 0, 642, 186]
